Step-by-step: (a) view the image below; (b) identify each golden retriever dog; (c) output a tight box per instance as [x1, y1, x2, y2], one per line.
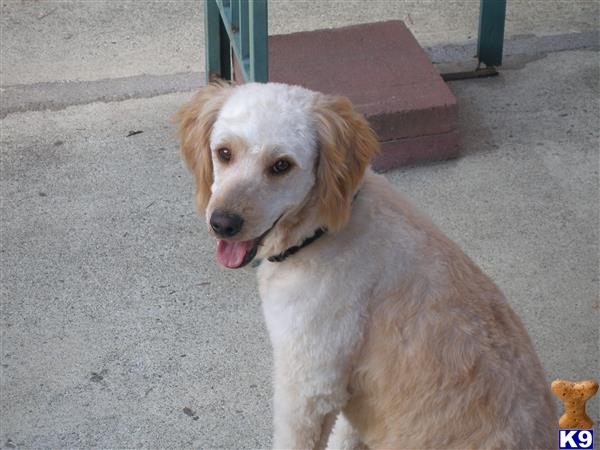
[175, 81, 556, 449]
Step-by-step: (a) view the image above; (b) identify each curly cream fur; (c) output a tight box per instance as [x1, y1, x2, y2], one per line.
[176, 82, 556, 450]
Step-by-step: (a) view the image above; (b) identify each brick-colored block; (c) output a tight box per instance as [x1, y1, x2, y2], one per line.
[374, 130, 460, 172]
[268, 20, 459, 170]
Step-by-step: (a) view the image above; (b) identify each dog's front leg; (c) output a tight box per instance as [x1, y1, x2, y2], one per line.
[260, 266, 366, 449]
[314, 410, 338, 450]
[272, 381, 342, 450]
[271, 354, 348, 450]
[327, 413, 367, 450]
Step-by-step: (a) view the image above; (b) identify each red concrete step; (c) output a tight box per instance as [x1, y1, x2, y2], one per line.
[268, 20, 459, 171]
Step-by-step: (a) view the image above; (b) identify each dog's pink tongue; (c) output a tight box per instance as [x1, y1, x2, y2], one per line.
[216, 239, 253, 268]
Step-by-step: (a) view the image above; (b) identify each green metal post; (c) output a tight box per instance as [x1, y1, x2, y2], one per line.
[239, 0, 250, 63]
[218, 14, 232, 80]
[205, 0, 224, 81]
[248, 0, 268, 82]
[477, 0, 507, 67]
[206, 0, 267, 83]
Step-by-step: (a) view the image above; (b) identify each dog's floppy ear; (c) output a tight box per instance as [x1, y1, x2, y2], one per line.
[173, 81, 233, 211]
[313, 94, 379, 232]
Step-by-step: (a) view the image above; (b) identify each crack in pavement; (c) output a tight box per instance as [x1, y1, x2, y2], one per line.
[0, 71, 205, 119]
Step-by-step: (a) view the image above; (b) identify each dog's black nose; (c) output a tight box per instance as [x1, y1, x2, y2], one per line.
[210, 211, 244, 238]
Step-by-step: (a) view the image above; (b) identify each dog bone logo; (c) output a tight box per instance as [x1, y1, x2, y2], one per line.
[551, 379, 598, 429]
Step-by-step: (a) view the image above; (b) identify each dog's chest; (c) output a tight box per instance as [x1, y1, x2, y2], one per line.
[258, 263, 326, 339]
[257, 261, 368, 357]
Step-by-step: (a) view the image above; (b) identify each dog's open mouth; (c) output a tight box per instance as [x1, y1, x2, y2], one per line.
[215, 216, 281, 269]
[216, 238, 260, 269]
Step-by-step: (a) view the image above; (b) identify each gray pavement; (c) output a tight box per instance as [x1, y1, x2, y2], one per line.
[1, 1, 599, 449]
[1, 1, 598, 85]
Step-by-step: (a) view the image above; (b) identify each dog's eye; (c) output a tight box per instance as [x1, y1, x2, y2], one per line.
[217, 147, 232, 163]
[271, 159, 291, 175]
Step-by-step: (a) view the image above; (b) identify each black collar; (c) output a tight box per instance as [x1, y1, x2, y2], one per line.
[267, 227, 327, 263]
[265, 189, 361, 264]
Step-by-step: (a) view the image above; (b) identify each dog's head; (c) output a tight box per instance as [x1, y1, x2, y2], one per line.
[175, 82, 378, 268]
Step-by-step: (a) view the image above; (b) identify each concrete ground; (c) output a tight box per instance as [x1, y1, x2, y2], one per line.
[1, 1, 598, 448]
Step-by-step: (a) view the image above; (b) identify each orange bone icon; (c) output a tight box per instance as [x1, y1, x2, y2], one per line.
[551, 379, 598, 429]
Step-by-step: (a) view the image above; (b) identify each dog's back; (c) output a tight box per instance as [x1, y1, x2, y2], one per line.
[339, 171, 556, 449]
